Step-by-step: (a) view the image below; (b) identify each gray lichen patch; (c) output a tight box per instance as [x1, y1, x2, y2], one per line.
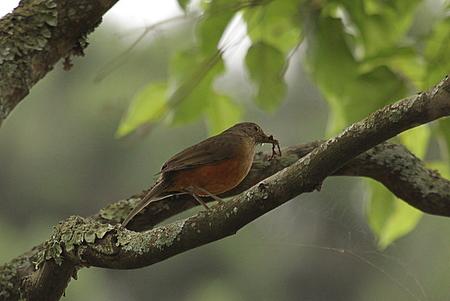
[0, 255, 29, 300]
[0, 265, 16, 299]
[154, 220, 186, 249]
[35, 216, 114, 268]
[117, 219, 186, 254]
[99, 199, 136, 223]
[0, 0, 58, 58]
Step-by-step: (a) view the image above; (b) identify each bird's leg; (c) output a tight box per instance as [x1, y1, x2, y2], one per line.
[194, 186, 225, 205]
[191, 194, 211, 210]
[184, 187, 210, 210]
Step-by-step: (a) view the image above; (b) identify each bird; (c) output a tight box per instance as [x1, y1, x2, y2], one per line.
[121, 122, 281, 228]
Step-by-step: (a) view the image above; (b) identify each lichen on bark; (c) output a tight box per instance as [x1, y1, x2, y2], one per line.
[0, 0, 58, 119]
[34, 216, 114, 268]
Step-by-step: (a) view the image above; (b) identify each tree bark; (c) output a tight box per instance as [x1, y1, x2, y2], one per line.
[0, 0, 118, 126]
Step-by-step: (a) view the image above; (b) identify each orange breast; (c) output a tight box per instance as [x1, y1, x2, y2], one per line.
[169, 156, 253, 196]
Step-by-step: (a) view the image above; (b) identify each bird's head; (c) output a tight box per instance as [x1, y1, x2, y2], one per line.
[226, 122, 281, 156]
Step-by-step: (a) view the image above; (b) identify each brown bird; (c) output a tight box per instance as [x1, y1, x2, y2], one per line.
[121, 122, 281, 227]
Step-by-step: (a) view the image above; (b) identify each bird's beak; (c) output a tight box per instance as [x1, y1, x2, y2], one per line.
[260, 133, 275, 144]
[259, 131, 275, 143]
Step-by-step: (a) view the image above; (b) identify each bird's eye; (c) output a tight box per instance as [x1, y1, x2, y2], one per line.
[254, 126, 259, 131]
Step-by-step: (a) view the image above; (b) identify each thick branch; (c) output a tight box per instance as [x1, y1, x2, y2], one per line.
[0, 0, 118, 126]
[80, 76, 450, 269]
[338, 142, 450, 215]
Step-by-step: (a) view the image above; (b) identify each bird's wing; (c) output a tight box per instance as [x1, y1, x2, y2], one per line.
[160, 134, 240, 173]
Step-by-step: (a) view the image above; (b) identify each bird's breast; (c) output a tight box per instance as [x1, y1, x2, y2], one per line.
[168, 144, 255, 196]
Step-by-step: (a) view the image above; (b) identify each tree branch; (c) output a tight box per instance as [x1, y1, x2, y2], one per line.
[82, 76, 450, 269]
[0, 0, 118, 126]
[1, 76, 449, 300]
[338, 142, 450, 215]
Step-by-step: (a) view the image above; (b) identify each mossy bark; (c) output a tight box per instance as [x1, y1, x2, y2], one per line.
[0, 0, 118, 126]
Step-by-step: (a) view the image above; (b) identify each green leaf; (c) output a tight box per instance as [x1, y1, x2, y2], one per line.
[336, 0, 421, 56]
[244, 0, 303, 54]
[437, 119, 450, 163]
[366, 180, 423, 249]
[245, 41, 287, 111]
[197, 13, 234, 54]
[304, 17, 407, 135]
[424, 17, 450, 89]
[168, 49, 224, 124]
[177, 0, 190, 11]
[116, 82, 167, 137]
[348, 66, 407, 123]
[366, 122, 430, 249]
[366, 180, 395, 235]
[376, 197, 422, 249]
[304, 16, 357, 133]
[205, 93, 242, 135]
[164, 0, 244, 126]
[360, 47, 424, 89]
[196, 0, 237, 54]
[399, 124, 431, 159]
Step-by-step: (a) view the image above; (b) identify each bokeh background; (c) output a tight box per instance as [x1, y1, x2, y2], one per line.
[1, 1, 449, 300]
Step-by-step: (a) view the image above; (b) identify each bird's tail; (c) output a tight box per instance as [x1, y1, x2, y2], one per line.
[121, 180, 169, 228]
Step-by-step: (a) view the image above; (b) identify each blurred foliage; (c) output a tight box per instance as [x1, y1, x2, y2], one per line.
[245, 41, 287, 110]
[366, 179, 421, 250]
[115, 0, 450, 247]
[117, 81, 168, 137]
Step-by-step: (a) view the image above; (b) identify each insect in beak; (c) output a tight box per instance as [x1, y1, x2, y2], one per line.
[265, 135, 281, 160]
